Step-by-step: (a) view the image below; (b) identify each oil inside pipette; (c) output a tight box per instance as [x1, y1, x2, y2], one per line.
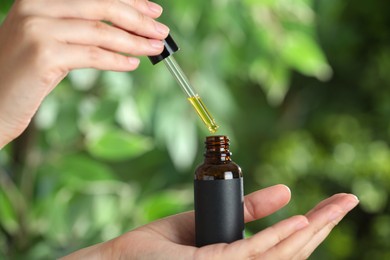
[188, 94, 219, 133]
[162, 56, 219, 134]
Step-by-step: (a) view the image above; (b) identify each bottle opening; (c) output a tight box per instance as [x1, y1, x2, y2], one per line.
[204, 135, 231, 159]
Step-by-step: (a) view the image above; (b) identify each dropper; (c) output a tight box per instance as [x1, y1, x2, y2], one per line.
[149, 34, 219, 134]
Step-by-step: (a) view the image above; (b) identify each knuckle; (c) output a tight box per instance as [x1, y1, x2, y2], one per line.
[101, 0, 118, 19]
[92, 21, 109, 36]
[114, 55, 129, 69]
[247, 247, 261, 259]
[244, 198, 257, 221]
[32, 44, 58, 75]
[19, 17, 53, 64]
[36, 48, 66, 86]
[135, 10, 147, 25]
[135, 13, 156, 36]
[14, 0, 35, 16]
[20, 16, 44, 40]
[268, 225, 284, 245]
[87, 46, 102, 62]
[130, 0, 147, 8]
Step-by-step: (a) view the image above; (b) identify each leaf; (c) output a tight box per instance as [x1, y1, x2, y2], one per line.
[58, 155, 115, 185]
[153, 89, 198, 171]
[89, 98, 119, 125]
[250, 59, 291, 105]
[92, 195, 118, 227]
[43, 189, 71, 244]
[0, 188, 18, 234]
[281, 31, 332, 80]
[116, 97, 144, 133]
[86, 130, 154, 161]
[44, 85, 82, 147]
[0, 0, 13, 19]
[140, 189, 192, 222]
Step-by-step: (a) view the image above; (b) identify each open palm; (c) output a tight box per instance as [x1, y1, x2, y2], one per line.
[62, 184, 358, 259]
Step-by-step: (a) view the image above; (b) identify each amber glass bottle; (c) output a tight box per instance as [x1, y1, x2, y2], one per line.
[194, 135, 244, 247]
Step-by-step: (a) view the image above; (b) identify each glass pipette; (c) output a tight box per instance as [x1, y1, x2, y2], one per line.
[149, 34, 219, 134]
[163, 56, 219, 133]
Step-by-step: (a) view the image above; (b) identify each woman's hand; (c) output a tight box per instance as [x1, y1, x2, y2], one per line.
[61, 185, 359, 259]
[0, 0, 169, 148]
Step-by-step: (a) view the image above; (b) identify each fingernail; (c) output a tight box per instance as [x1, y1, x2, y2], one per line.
[128, 57, 140, 66]
[149, 39, 164, 49]
[148, 2, 163, 15]
[155, 22, 169, 36]
[343, 195, 359, 212]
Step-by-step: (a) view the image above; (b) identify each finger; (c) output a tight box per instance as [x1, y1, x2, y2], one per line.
[261, 204, 344, 259]
[56, 43, 141, 72]
[47, 18, 164, 56]
[295, 194, 359, 259]
[305, 193, 349, 216]
[17, 0, 169, 40]
[18, 0, 162, 19]
[216, 215, 309, 259]
[121, 0, 163, 18]
[244, 184, 291, 223]
[262, 194, 359, 260]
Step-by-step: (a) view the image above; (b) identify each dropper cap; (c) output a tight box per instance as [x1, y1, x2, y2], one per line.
[148, 34, 179, 65]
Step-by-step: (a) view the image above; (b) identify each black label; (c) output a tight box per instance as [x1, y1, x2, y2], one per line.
[194, 178, 244, 247]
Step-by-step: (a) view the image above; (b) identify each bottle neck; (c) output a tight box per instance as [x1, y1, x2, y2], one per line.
[204, 136, 232, 164]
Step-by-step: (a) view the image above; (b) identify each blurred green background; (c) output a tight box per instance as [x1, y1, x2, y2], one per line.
[1, 0, 390, 258]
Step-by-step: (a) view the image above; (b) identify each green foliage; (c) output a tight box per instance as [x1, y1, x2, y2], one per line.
[85, 130, 154, 161]
[1, 0, 390, 258]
